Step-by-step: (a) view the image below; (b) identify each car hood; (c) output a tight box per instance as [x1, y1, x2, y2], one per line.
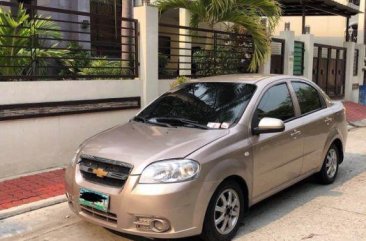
[80, 121, 229, 174]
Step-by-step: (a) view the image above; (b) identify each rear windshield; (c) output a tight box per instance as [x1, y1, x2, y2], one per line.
[136, 82, 256, 129]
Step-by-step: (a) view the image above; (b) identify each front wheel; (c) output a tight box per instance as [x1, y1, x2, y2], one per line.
[201, 180, 244, 241]
[317, 144, 340, 184]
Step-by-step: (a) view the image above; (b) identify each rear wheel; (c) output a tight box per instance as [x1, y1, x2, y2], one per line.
[201, 180, 244, 241]
[317, 144, 340, 184]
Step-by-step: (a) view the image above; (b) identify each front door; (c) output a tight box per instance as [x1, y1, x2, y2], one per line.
[251, 82, 303, 198]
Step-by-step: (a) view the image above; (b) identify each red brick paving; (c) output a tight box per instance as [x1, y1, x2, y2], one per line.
[0, 169, 65, 211]
[344, 101, 366, 123]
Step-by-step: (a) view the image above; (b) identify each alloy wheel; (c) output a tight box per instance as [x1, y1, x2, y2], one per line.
[325, 148, 338, 179]
[214, 188, 240, 235]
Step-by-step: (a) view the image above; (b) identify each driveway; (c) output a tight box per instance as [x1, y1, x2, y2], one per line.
[1, 127, 366, 241]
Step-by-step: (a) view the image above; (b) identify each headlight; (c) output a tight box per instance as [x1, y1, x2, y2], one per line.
[139, 159, 200, 184]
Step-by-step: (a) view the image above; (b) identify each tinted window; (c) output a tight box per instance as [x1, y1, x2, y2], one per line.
[256, 83, 295, 121]
[137, 82, 256, 128]
[292, 82, 323, 114]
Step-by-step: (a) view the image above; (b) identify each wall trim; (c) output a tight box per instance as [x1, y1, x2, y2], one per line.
[0, 97, 141, 121]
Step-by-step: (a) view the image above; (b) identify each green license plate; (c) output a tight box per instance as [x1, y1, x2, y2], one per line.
[79, 188, 109, 212]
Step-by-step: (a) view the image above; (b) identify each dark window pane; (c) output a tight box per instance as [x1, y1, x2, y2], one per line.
[292, 82, 323, 114]
[138, 82, 257, 127]
[257, 83, 295, 121]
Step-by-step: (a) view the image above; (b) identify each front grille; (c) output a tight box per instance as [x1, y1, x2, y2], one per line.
[80, 205, 118, 224]
[78, 155, 133, 188]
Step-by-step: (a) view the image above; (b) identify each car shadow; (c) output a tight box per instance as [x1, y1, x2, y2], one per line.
[107, 151, 366, 241]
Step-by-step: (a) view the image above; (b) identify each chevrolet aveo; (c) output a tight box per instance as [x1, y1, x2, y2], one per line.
[65, 74, 347, 241]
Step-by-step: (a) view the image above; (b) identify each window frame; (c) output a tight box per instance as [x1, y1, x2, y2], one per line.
[289, 80, 327, 117]
[250, 81, 298, 131]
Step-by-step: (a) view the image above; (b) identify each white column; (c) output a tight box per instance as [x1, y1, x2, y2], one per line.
[344, 41, 356, 101]
[258, 54, 271, 75]
[179, 9, 192, 76]
[298, 34, 314, 80]
[279, 30, 295, 75]
[134, 5, 159, 106]
[356, 44, 365, 86]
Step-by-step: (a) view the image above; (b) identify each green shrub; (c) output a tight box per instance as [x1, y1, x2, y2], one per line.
[59, 42, 91, 78]
[78, 58, 133, 78]
[170, 76, 189, 89]
[0, 4, 68, 79]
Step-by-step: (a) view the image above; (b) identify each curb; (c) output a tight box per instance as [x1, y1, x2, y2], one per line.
[0, 195, 67, 220]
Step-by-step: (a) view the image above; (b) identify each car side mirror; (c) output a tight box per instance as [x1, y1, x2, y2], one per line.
[252, 117, 285, 135]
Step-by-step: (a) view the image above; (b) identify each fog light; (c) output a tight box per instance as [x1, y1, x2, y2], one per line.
[151, 218, 170, 233]
[134, 216, 170, 233]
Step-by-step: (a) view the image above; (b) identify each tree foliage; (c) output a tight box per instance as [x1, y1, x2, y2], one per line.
[0, 4, 67, 78]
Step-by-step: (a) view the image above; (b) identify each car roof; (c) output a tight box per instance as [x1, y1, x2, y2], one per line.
[194, 74, 297, 84]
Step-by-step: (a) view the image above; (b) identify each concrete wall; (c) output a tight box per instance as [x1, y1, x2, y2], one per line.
[0, 80, 143, 179]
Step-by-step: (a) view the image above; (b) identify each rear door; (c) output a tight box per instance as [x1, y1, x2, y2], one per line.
[251, 82, 304, 199]
[289, 81, 331, 174]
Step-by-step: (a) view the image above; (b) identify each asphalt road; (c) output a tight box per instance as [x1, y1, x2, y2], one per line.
[1, 127, 366, 241]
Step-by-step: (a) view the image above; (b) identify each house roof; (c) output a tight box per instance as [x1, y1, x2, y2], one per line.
[279, 0, 361, 17]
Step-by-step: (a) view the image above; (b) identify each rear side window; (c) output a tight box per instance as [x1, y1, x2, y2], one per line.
[256, 83, 295, 121]
[292, 82, 323, 115]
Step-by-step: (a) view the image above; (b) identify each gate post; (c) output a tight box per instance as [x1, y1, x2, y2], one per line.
[298, 34, 314, 80]
[258, 53, 271, 75]
[279, 30, 295, 75]
[134, 5, 159, 106]
[344, 41, 356, 101]
[179, 9, 192, 76]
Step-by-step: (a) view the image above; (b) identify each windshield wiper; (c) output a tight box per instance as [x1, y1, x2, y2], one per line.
[132, 116, 173, 128]
[153, 117, 209, 130]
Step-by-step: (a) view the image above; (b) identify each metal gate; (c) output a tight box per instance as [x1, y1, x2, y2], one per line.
[271, 38, 285, 74]
[313, 44, 346, 98]
[293, 41, 304, 76]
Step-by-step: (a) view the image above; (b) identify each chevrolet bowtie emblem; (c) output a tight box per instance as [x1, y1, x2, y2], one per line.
[92, 168, 109, 178]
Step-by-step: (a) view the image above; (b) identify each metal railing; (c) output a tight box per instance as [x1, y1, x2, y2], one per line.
[158, 23, 254, 78]
[0, 1, 138, 81]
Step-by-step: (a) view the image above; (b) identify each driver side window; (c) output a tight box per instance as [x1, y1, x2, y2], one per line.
[256, 83, 295, 122]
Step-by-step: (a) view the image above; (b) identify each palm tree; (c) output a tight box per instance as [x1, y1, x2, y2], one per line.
[154, 0, 281, 71]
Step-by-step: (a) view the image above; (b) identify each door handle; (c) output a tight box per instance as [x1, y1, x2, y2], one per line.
[290, 130, 302, 137]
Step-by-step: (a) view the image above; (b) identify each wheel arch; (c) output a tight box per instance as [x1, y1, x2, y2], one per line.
[332, 138, 344, 164]
[220, 175, 249, 212]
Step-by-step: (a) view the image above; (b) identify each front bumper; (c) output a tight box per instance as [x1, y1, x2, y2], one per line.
[65, 166, 218, 239]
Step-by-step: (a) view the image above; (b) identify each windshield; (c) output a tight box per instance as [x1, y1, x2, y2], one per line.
[135, 82, 256, 129]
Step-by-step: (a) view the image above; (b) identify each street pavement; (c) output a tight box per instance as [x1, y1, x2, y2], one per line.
[1, 127, 366, 241]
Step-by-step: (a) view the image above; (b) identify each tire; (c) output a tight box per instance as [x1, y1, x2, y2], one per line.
[317, 144, 340, 184]
[201, 180, 245, 241]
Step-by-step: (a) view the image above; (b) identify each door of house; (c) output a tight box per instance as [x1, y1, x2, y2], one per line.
[312, 44, 346, 98]
[270, 38, 285, 74]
